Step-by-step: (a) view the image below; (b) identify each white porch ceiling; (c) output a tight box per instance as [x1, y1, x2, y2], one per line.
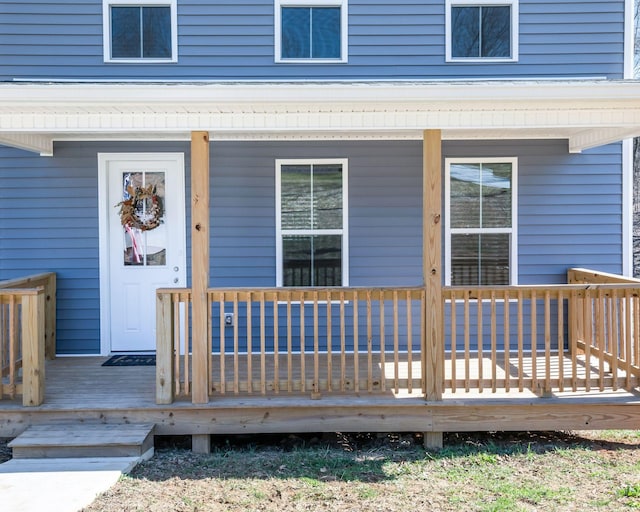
[1, 80, 640, 156]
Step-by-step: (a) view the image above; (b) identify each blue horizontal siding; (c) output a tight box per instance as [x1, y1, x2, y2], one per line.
[0, 0, 625, 80]
[0, 139, 624, 353]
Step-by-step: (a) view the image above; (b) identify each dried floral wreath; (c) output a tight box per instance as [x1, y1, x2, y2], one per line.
[116, 185, 163, 231]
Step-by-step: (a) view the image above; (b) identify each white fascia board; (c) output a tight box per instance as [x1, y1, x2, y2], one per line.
[3, 80, 640, 106]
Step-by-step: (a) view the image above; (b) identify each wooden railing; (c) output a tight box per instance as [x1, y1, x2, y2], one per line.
[156, 286, 426, 403]
[568, 268, 640, 392]
[156, 270, 640, 403]
[0, 272, 55, 406]
[443, 269, 640, 395]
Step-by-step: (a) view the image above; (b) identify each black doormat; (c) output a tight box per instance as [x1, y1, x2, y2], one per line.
[102, 354, 156, 367]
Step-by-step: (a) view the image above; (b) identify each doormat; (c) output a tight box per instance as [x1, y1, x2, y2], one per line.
[102, 354, 156, 367]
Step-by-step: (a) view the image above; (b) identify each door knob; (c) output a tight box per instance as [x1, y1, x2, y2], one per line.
[173, 278, 179, 284]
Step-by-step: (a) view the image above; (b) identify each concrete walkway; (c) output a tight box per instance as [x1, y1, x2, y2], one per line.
[0, 457, 141, 512]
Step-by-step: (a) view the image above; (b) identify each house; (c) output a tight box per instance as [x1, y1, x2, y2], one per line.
[1, 1, 640, 452]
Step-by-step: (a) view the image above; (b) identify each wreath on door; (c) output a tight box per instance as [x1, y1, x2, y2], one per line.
[116, 185, 163, 231]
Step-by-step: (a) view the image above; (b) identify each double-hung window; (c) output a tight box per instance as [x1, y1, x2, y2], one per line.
[446, 0, 518, 62]
[103, 0, 177, 63]
[276, 159, 349, 287]
[445, 158, 517, 286]
[275, 0, 348, 63]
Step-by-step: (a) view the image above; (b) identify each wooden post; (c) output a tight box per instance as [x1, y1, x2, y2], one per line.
[21, 290, 45, 406]
[44, 273, 56, 360]
[192, 434, 211, 454]
[156, 291, 175, 404]
[423, 129, 444, 450]
[191, 131, 211, 404]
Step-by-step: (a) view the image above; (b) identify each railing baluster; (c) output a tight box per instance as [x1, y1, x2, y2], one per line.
[393, 290, 399, 393]
[531, 290, 537, 393]
[287, 292, 293, 393]
[517, 289, 524, 392]
[450, 290, 457, 393]
[491, 291, 498, 393]
[464, 289, 471, 392]
[353, 293, 359, 392]
[557, 291, 564, 392]
[219, 298, 225, 395]
[367, 289, 373, 393]
[260, 291, 266, 395]
[313, 291, 319, 395]
[503, 289, 510, 393]
[625, 290, 633, 390]
[233, 292, 239, 394]
[597, 289, 605, 392]
[379, 290, 386, 392]
[584, 289, 592, 392]
[247, 294, 253, 394]
[300, 296, 305, 393]
[326, 290, 332, 392]
[273, 294, 279, 393]
[477, 289, 483, 393]
[406, 290, 412, 394]
[340, 290, 346, 392]
[544, 290, 551, 395]
[612, 291, 620, 391]
[182, 292, 190, 397]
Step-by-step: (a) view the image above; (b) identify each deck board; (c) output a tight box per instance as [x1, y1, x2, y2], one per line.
[1, 355, 638, 438]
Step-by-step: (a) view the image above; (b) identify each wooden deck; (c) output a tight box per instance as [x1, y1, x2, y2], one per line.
[1, 356, 639, 438]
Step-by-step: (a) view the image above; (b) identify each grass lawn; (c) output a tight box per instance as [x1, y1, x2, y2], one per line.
[79, 430, 639, 511]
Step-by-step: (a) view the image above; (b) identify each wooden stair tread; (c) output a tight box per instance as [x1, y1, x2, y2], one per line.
[9, 423, 155, 459]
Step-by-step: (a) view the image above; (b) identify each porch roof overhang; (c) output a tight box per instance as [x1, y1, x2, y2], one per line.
[2, 79, 640, 156]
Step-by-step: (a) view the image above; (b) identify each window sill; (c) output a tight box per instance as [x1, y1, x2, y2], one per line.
[104, 58, 178, 64]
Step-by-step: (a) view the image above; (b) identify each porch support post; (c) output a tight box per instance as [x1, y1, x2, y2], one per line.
[423, 129, 444, 450]
[22, 290, 45, 406]
[191, 131, 210, 404]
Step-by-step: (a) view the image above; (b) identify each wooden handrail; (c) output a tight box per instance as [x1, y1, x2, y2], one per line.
[0, 272, 56, 360]
[0, 286, 46, 406]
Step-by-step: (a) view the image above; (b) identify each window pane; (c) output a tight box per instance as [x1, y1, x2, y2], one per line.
[451, 233, 510, 286]
[313, 164, 342, 229]
[121, 171, 167, 266]
[143, 7, 172, 58]
[482, 6, 511, 58]
[481, 163, 512, 228]
[282, 7, 311, 58]
[311, 7, 341, 58]
[283, 235, 342, 287]
[281, 165, 312, 229]
[451, 6, 479, 58]
[111, 7, 141, 58]
[450, 163, 481, 229]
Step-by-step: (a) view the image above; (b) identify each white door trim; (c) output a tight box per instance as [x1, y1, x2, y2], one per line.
[97, 152, 186, 355]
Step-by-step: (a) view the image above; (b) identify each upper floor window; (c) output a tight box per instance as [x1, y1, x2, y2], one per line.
[275, 0, 348, 63]
[276, 159, 349, 287]
[103, 0, 177, 63]
[445, 158, 517, 286]
[446, 0, 519, 62]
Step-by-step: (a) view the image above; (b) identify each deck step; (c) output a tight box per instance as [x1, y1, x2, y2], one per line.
[8, 423, 155, 459]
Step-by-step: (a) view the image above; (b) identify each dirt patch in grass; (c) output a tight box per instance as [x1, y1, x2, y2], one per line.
[82, 430, 640, 512]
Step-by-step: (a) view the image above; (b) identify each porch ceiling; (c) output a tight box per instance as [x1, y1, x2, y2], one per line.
[1, 80, 640, 156]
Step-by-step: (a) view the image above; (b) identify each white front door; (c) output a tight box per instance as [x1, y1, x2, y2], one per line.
[99, 153, 186, 353]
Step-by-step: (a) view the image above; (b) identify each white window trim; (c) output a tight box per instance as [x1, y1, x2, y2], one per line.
[274, 0, 348, 64]
[276, 158, 349, 287]
[444, 157, 518, 286]
[445, 0, 519, 63]
[103, 0, 178, 64]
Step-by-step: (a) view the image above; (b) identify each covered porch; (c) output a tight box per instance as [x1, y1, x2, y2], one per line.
[2, 80, 640, 449]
